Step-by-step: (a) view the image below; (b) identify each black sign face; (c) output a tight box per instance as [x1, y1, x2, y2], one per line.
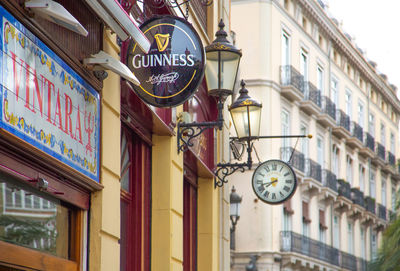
[126, 16, 205, 107]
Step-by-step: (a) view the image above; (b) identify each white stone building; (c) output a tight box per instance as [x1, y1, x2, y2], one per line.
[229, 0, 400, 270]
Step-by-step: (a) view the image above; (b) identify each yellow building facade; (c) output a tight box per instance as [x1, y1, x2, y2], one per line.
[0, 0, 234, 270]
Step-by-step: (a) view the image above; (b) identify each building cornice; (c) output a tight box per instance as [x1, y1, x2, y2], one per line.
[296, 0, 400, 113]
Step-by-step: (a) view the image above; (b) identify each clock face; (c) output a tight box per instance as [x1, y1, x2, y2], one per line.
[252, 159, 297, 204]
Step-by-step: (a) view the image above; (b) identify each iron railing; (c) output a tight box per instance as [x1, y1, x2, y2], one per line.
[280, 231, 339, 266]
[387, 151, 396, 166]
[376, 143, 386, 161]
[351, 188, 365, 208]
[337, 179, 351, 200]
[322, 169, 337, 192]
[364, 132, 375, 152]
[378, 204, 387, 221]
[305, 159, 322, 182]
[304, 81, 322, 108]
[357, 258, 369, 271]
[321, 96, 336, 120]
[280, 65, 305, 93]
[280, 147, 305, 172]
[336, 109, 351, 132]
[365, 196, 376, 214]
[351, 121, 363, 142]
[281, 231, 369, 270]
[340, 251, 357, 270]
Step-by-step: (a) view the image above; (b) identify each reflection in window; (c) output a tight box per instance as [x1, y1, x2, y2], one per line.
[0, 173, 70, 258]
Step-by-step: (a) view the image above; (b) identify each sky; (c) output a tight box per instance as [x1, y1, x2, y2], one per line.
[327, 0, 400, 97]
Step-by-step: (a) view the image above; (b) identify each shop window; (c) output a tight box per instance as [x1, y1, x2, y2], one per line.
[0, 168, 85, 271]
[120, 128, 151, 271]
[183, 172, 197, 271]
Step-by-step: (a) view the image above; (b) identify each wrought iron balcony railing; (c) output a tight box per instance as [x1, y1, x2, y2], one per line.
[322, 169, 337, 192]
[281, 231, 367, 269]
[340, 251, 357, 270]
[280, 65, 305, 93]
[365, 196, 376, 214]
[376, 143, 386, 161]
[321, 96, 336, 120]
[387, 151, 396, 166]
[304, 82, 322, 108]
[357, 258, 368, 271]
[351, 187, 365, 208]
[364, 132, 375, 152]
[337, 179, 351, 200]
[280, 147, 305, 172]
[350, 121, 363, 142]
[378, 204, 387, 221]
[336, 109, 351, 132]
[305, 158, 322, 182]
[280, 231, 340, 266]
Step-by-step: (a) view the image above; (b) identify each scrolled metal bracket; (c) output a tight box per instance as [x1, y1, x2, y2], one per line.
[177, 121, 220, 153]
[214, 162, 249, 188]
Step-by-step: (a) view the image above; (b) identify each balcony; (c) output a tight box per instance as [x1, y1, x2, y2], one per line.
[387, 151, 396, 166]
[335, 179, 353, 212]
[332, 109, 351, 139]
[280, 65, 305, 102]
[317, 96, 336, 127]
[340, 251, 357, 271]
[359, 132, 375, 158]
[357, 258, 369, 271]
[337, 179, 351, 200]
[322, 169, 337, 192]
[280, 231, 339, 266]
[305, 159, 322, 182]
[378, 204, 387, 221]
[281, 231, 366, 270]
[383, 151, 396, 174]
[372, 143, 386, 167]
[300, 82, 321, 115]
[350, 188, 365, 208]
[346, 121, 364, 149]
[365, 196, 376, 214]
[281, 147, 305, 173]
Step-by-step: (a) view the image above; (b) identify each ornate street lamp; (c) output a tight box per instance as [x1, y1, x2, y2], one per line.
[205, 20, 242, 99]
[177, 19, 242, 153]
[230, 186, 242, 250]
[229, 80, 262, 140]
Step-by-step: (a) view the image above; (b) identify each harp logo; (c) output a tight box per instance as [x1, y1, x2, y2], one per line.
[154, 33, 170, 52]
[126, 16, 205, 108]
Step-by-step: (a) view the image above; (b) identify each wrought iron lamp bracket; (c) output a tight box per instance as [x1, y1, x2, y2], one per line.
[177, 120, 222, 153]
[214, 162, 250, 188]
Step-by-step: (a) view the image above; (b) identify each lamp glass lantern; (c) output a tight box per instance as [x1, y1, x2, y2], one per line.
[205, 19, 242, 98]
[230, 186, 242, 220]
[229, 81, 262, 139]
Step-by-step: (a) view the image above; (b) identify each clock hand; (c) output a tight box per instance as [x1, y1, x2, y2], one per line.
[264, 179, 278, 187]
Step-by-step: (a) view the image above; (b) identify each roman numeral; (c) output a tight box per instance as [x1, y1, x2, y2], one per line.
[280, 166, 284, 172]
[257, 180, 263, 184]
[272, 193, 276, 200]
[265, 166, 270, 172]
[285, 179, 293, 184]
[258, 173, 265, 177]
[263, 190, 270, 198]
[272, 163, 277, 170]
[284, 172, 290, 177]
[279, 191, 284, 198]
[283, 185, 291, 192]
[258, 186, 265, 193]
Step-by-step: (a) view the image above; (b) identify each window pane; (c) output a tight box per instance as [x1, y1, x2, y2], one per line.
[0, 174, 70, 259]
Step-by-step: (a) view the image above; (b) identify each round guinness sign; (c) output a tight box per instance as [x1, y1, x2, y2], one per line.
[126, 16, 205, 107]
